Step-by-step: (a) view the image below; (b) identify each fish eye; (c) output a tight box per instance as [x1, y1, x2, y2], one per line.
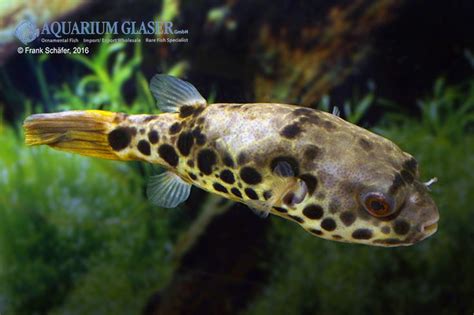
[363, 192, 394, 217]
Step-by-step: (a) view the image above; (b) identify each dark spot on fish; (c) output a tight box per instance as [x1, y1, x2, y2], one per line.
[288, 215, 304, 223]
[113, 113, 129, 123]
[270, 156, 299, 176]
[316, 192, 326, 200]
[237, 152, 249, 165]
[304, 145, 322, 161]
[300, 115, 322, 125]
[393, 220, 410, 235]
[328, 199, 341, 213]
[245, 188, 259, 200]
[108, 127, 135, 151]
[137, 140, 151, 155]
[187, 160, 194, 167]
[293, 107, 315, 116]
[148, 130, 159, 144]
[359, 138, 373, 151]
[228, 104, 243, 110]
[352, 229, 373, 240]
[196, 135, 206, 145]
[220, 170, 235, 184]
[400, 169, 414, 184]
[231, 188, 242, 198]
[263, 190, 272, 200]
[169, 122, 182, 134]
[177, 132, 194, 156]
[240, 167, 262, 184]
[191, 127, 206, 145]
[189, 173, 197, 180]
[321, 218, 336, 231]
[340, 211, 356, 226]
[179, 105, 195, 118]
[332, 235, 342, 240]
[309, 228, 323, 236]
[193, 106, 205, 117]
[302, 204, 324, 219]
[158, 144, 179, 167]
[300, 174, 318, 194]
[273, 206, 287, 213]
[381, 226, 391, 234]
[196, 117, 205, 125]
[389, 173, 405, 194]
[139, 128, 145, 135]
[402, 157, 418, 174]
[197, 149, 217, 175]
[322, 120, 336, 130]
[213, 183, 228, 194]
[223, 153, 234, 167]
[374, 238, 403, 245]
[143, 115, 158, 122]
[280, 123, 302, 139]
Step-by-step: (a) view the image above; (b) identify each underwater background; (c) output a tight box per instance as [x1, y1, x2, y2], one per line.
[1, 0, 474, 314]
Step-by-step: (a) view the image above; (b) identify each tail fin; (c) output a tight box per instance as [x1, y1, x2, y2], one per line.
[24, 110, 122, 160]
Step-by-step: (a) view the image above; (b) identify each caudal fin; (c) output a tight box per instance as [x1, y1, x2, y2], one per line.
[24, 110, 123, 160]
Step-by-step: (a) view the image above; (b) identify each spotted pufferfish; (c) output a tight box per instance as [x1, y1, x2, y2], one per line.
[23, 74, 440, 247]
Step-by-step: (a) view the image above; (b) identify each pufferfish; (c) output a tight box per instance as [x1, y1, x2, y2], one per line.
[23, 74, 440, 247]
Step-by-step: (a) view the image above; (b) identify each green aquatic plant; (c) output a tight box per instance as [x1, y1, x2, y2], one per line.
[55, 36, 146, 113]
[378, 77, 474, 142]
[0, 127, 173, 315]
[417, 78, 474, 140]
[52, 35, 189, 115]
[0, 67, 30, 117]
[317, 89, 375, 124]
[2, 54, 55, 115]
[158, 0, 180, 22]
[28, 54, 53, 112]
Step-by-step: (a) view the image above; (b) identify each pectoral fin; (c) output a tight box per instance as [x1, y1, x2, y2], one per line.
[247, 201, 272, 218]
[269, 161, 309, 210]
[273, 161, 294, 177]
[147, 171, 192, 208]
[281, 179, 308, 207]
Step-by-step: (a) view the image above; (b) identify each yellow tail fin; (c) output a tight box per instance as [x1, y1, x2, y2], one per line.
[24, 110, 123, 160]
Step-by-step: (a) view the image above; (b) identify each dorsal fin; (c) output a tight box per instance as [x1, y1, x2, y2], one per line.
[147, 171, 192, 208]
[150, 74, 207, 113]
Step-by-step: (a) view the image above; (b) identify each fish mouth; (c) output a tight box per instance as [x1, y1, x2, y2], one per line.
[423, 222, 438, 235]
[405, 217, 439, 244]
[416, 217, 439, 241]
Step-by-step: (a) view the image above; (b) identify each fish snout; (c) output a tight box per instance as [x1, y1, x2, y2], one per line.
[410, 202, 440, 243]
[418, 218, 438, 235]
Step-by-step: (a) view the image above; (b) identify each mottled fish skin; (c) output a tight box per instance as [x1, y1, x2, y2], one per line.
[104, 102, 439, 247]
